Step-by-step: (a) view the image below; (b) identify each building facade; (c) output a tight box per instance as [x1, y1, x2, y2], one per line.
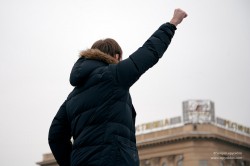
[37, 100, 250, 166]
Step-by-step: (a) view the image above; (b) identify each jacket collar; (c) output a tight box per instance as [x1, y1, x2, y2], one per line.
[79, 49, 119, 64]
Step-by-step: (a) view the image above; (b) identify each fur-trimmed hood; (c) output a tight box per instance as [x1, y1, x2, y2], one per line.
[70, 49, 118, 86]
[79, 49, 118, 64]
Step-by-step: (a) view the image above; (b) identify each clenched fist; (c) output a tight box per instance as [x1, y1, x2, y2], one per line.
[170, 8, 188, 27]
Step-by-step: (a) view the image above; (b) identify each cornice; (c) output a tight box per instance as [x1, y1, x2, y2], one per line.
[136, 129, 250, 149]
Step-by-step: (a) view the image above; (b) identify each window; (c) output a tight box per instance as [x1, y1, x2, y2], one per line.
[199, 160, 208, 166]
[145, 159, 151, 166]
[177, 155, 183, 166]
[177, 160, 183, 166]
[162, 162, 167, 166]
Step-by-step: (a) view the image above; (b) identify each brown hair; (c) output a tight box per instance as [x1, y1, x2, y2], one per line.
[91, 38, 122, 60]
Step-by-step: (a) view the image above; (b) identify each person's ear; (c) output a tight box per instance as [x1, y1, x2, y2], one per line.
[115, 54, 120, 61]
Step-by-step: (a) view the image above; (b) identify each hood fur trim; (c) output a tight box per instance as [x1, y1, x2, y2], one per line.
[79, 49, 118, 64]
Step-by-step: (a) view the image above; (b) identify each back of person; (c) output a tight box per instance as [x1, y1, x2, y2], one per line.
[67, 49, 138, 165]
[48, 8, 187, 166]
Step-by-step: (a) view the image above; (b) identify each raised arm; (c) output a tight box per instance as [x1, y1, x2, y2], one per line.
[109, 9, 188, 88]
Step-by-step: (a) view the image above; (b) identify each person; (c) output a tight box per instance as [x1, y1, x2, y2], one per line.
[48, 8, 187, 166]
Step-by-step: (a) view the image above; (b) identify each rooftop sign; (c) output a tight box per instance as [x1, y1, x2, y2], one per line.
[183, 100, 215, 124]
[135, 100, 250, 136]
[216, 117, 250, 135]
[136, 116, 182, 135]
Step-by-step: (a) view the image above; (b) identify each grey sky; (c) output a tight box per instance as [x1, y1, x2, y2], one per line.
[0, 0, 249, 165]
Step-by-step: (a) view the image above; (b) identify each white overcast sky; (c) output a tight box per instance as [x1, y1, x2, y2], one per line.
[0, 0, 249, 165]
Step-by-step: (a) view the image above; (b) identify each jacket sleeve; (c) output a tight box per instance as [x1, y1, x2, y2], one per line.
[109, 23, 176, 88]
[48, 101, 72, 166]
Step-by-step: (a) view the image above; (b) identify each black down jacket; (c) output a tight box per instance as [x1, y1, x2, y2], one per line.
[48, 23, 176, 166]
